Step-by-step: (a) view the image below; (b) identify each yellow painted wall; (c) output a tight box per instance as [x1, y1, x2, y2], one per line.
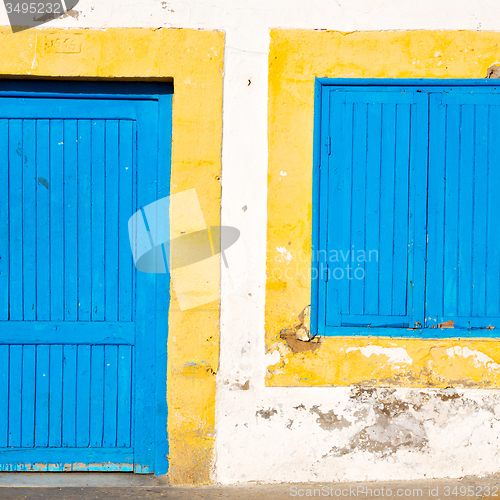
[266, 29, 500, 388]
[0, 27, 223, 484]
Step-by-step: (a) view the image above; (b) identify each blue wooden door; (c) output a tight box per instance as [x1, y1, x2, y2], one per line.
[0, 81, 171, 473]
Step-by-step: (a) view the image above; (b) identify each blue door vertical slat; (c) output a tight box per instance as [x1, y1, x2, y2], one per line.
[472, 105, 488, 317]
[349, 102, 367, 315]
[77, 120, 92, 321]
[324, 89, 342, 327]
[486, 108, 500, 317]
[105, 121, 119, 322]
[21, 345, 35, 448]
[8, 345, 22, 447]
[378, 103, 397, 317]
[117, 345, 132, 448]
[91, 121, 105, 322]
[443, 104, 460, 317]
[49, 120, 65, 322]
[22, 121, 36, 321]
[134, 102, 159, 473]
[0, 120, 9, 320]
[61, 345, 77, 448]
[426, 95, 446, 327]
[64, 121, 78, 321]
[364, 103, 382, 315]
[103, 345, 118, 447]
[392, 104, 411, 318]
[89, 345, 104, 447]
[48, 345, 63, 448]
[154, 93, 172, 474]
[0, 345, 9, 447]
[36, 120, 51, 321]
[105, 120, 119, 321]
[457, 104, 475, 318]
[76, 345, 91, 448]
[119, 121, 134, 322]
[9, 121, 23, 321]
[35, 345, 50, 448]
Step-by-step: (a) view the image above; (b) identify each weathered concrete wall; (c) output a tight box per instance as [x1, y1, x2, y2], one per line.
[2, 0, 500, 485]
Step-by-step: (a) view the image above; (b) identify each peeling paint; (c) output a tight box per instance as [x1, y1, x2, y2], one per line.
[233, 380, 250, 391]
[446, 346, 500, 371]
[346, 346, 413, 365]
[256, 408, 278, 419]
[487, 64, 500, 78]
[310, 405, 351, 431]
[438, 320, 455, 329]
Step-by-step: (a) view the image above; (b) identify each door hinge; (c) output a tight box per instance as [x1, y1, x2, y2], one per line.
[323, 265, 329, 282]
[327, 137, 331, 156]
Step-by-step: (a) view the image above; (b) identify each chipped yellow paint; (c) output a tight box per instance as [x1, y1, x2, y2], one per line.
[0, 26, 223, 484]
[266, 29, 500, 388]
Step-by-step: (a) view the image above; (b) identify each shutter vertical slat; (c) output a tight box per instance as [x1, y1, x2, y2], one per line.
[378, 103, 397, 317]
[325, 90, 344, 327]
[472, 105, 488, 317]
[392, 104, 411, 317]
[426, 95, 447, 326]
[365, 103, 382, 315]
[349, 102, 367, 315]
[457, 104, 475, 318]
[443, 104, 461, 317]
[486, 107, 500, 318]
[340, 102, 354, 319]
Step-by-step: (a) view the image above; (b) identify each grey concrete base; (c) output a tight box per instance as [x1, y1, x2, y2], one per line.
[0, 472, 166, 487]
[2, 476, 500, 499]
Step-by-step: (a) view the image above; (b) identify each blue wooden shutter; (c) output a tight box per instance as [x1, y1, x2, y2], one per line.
[320, 88, 428, 331]
[426, 91, 500, 329]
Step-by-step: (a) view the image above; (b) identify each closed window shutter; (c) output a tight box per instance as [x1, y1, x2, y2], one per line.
[426, 92, 500, 329]
[319, 88, 428, 330]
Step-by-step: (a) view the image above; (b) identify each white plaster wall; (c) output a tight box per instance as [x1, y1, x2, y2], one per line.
[3, 0, 500, 484]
